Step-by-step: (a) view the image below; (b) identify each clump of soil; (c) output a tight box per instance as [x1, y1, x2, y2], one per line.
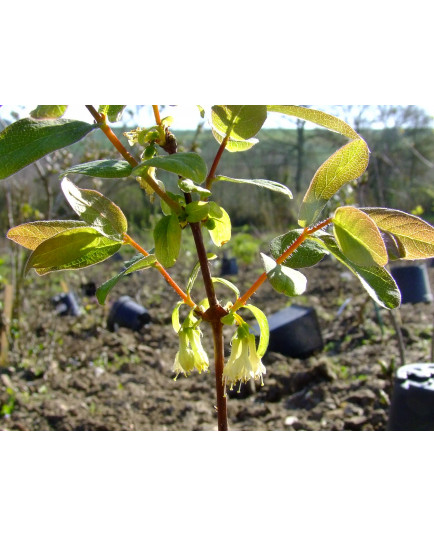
[1, 256, 433, 431]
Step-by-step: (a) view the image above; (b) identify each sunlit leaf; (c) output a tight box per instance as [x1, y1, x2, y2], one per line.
[260, 253, 307, 297]
[215, 175, 293, 199]
[242, 304, 269, 358]
[310, 234, 401, 309]
[0, 118, 97, 181]
[333, 206, 388, 267]
[7, 220, 87, 250]
[269, 229, 328, 268]
[96, 254, 157, 304]
[207, 202, 231, 246]
[185, 201, 210, 223]
[178, 178, 211, 197]
[61, 177, 127, 239]
[212, 129, 258, 152]
[154, 214, 181, 267]
[25, 227, 122, 275]
[60, 160, 133, 179]
[362, 208, 434, 260]
[98, 105, 126, 123]
[267, 105, 360, 140]
[298, 139, 370, 227]
[30, 106, 68, 119]
[133, 153, 208, 184]
[212, 105, 267, 141]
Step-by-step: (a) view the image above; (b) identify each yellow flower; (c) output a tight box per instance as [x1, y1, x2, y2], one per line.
[173, 328, 209, 380]
[222, 328, 266, 393]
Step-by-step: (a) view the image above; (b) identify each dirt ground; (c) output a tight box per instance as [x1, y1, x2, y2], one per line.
[1, 253, 433, 431]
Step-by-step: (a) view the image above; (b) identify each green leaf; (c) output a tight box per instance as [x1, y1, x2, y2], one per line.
[0, 118, 97, 181]
[298, 139, 370, 227]
[207, 202, 231, 246]
[215, 175, 293, 199]
[133, 153, 208, 184]
[60, 160, 133, 179]
[211, 277, 240, 299]
[30, 106, 68, 119]
[98, 105, 126, 123]
[7, 220, 88, 250]
[267, 105, 360, 140]
[260, 253, 307, 297]
[96, 254, 157, 305]
[61, 177, 127, 239]
[212, 128, 258, 153]
[212, 105, 267, 141]
[333, 206, 388, 267]
[311, 234, 401, 309]
[269, 229, 328, 268]
[153, 214, 181, 267]
[362, 208, 434, 260]
[185, 201, 210, 223]
[242, 304, 269, 358]
[178, 178, 211, 197]
[25, 227, 122, 276]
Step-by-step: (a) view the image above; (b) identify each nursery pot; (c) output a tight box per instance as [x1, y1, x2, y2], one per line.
[51, 292, 81, 317]
[107, 296, 151, 332]
[220, 257, 238, 276]
[252, 305, 323, 358]
[390, 264, 432, 304]
[387, 363, 434, 431]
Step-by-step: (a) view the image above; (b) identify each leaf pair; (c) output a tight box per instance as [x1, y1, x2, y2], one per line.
[211, 105, 267, 152]
[7, 178, 127, 275]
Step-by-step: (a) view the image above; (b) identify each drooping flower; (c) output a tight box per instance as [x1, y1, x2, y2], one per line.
[222, 326, 266, 393]
[173, 327, 209, 380]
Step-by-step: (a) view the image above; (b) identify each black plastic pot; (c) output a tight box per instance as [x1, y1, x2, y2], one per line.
[221, 257, 238, 276]
[387, 363, 434, 431]
[51, 292, 81, 316]
[107, 296, 151, 332]
[252, 305, 323, 358]
[390, 264, 432, 304]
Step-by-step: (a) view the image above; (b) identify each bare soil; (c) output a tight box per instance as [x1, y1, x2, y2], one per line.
[1, 255, 433, 431]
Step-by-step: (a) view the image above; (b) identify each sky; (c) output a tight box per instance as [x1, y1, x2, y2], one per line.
[1, 104, 434, 131]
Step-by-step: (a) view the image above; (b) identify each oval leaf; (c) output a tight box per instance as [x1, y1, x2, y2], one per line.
[61, 160, 133, 179]
[212, 105, 267, 141]
[133, 153, 208, 184]
[0, 118, 98, 181]
[25, 227, 122, 275]
[212, 128, 258, 153]
[298, 138, 370, 227]
[362, 208, 434, 260]
[260, 253, 307, 297]
[154, 214, 181, 267]
[267, 105, 360, 140]
[7, 220, 88, 250]
[61, 177, 127, 239]
[215, 175, 293, 199]
[333, 206, 388, 267]
[98, 105, 127, 123]
[269, 229, 327, 268]
[207, 202, 231, 246]
[185, 201, 210, 223]
[311, 234, 401, 309]
[30, 106, 68, 119]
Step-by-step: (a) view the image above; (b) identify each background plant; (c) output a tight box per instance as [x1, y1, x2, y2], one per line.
[1, 104, 434, 431]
